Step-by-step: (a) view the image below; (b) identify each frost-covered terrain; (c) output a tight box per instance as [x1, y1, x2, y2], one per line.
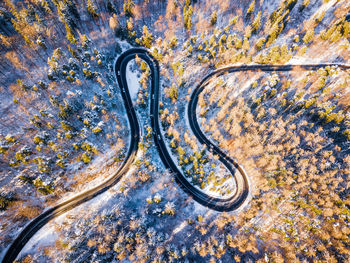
[1, 0, 350, 262]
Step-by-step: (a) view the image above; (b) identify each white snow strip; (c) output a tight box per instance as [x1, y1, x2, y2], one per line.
[126, 64, 141, 100]
[172, 220, 188, 235]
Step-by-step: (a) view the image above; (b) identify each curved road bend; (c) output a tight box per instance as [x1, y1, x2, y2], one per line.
[3, 47, 349, 262]
[188, 62, 350, 211]
[2, 49, 143, 263]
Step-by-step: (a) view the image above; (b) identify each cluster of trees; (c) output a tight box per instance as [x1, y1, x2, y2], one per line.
[139, 0, 348, 73]
[0, 1, 131, 207]
[321, 17, 350, 42]
[2, 0, 350, 260]
[163, 98, 233, 195]
[197, 66, 350, 261]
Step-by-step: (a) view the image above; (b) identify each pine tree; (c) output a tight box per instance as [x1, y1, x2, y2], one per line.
[246, 0, 255, 16]
[141, 25, 153, 48]
[252, 11, 261, 33]
[211, 11, 217, 26]
[87, 0, 99, 18]
[183, 0, 193, 30]
[123, 0, 135, 17]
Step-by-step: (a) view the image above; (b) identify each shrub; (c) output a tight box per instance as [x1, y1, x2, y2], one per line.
[146, 197, 153, 204]
[0, 143, 9, 153]
[344, 129, 350, 140]
[293, 35, 299, 43]
[304, 97, 316, 108]
[33, 178, 54, 195]
[315, 11, 325, 24]
[187, 44, 193, 54]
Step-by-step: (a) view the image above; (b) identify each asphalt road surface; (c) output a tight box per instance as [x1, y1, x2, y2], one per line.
[2, 47, 349, 262]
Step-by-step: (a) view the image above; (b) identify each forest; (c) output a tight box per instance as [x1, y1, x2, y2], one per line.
[0, 0, 349, 262]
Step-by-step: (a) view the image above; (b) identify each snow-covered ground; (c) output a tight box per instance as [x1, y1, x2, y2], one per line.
[126, 63, 142, 101]
[2, 0, 350, 261]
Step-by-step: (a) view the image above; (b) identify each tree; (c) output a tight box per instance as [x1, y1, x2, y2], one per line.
[109, 14, 119, 31]
[123, 0, 135, 17]
[169, 36, 178, 48]
[246, 0, 255, 16]
[164, 202, 175, 215]
[255, 37, 265, 50]
[252, 11, 261, 33]
[183, 0, 193, 30]
[169, 84, 178, 102]
[303, 28, 314, 44]
[0, 193, 14, 211]
[211, 11, 217, 26]
[87, 0, 99, 18]
[65, 22, 77, 44]
[140, 25, 153, 48]
[0, 34, 11, 47]
[299, 0, 310, 11]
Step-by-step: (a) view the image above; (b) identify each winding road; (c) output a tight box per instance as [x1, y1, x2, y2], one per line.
[2, 47, 349, 262]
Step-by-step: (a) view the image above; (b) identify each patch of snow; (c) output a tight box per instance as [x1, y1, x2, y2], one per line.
[17, 224, 58, 259]
[288, 56, 318, 64]
[119, 40, 132, 51]
[66, 90, 75, 96]
[126, 63, 141, 101]
[172, 220, 188, 235]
